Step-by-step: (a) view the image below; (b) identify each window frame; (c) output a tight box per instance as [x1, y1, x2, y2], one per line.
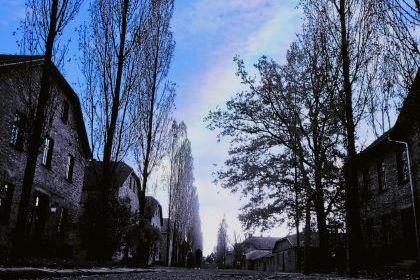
[9, 111, 25, 150]
[41, 136, 54, 168]
[377, 160, 387, 192]
[0, 183, 14, 225]
[61, 101, 69, 124]
[396, 149, 409, 184]
[65, 154, 75, 182]
[57, 207, 68, 237]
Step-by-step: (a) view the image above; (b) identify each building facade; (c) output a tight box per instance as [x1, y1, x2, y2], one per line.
[241, 236, 279, 270]
[0, 55, 91, 258]
[355, 71, 420, 267]
[82, 161, 140, 214]
[145, 196, 164, 264]
[81, 161, 141, 261]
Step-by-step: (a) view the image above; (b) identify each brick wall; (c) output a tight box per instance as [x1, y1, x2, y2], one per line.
[0, 65, 88, 257]
[357, 123, 420, 264]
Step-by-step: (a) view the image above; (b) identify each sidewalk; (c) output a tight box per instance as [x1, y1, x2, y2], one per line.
[0, 266, 162, 279]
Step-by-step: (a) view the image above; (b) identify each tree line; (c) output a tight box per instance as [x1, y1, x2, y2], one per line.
[206, 0, 419, 274]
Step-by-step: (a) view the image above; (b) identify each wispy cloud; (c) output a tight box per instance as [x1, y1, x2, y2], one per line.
[168, 0, 302, 254]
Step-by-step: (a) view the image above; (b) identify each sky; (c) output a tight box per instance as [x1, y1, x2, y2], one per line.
[0, 0, 302, 255]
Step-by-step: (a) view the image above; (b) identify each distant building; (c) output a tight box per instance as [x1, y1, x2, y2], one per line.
[82, 161, 140, 214]
[145, 196, 164, 264]
[355, 71, 420, 267]
[244, 250, 273, 271]
[0, 55, 91, 258]
[272, 233, 320, 272]
[241, 235, 280, 270]
[242, 235, 280, 253]
[81, 161, 140, 261]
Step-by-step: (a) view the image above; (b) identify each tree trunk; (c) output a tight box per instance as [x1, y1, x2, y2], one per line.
[339, 0, 362, 274]
[314, 167, 330, 271]
[12, 0, 59, 257]
[138, 13, 160, 218]
[293, 161, 301, 272]
[102, 0, 130, 192]
[303, 198, 312, 275]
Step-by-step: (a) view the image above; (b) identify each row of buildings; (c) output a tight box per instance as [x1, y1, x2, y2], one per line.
[230, 70, 420, 272]
[0, 55, 169, 263]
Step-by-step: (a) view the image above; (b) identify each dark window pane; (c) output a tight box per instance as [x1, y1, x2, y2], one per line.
[66, 155, 75, 182]
[57, 207, 68, 237]
[61, 101, 69, 123]
[9, 112, 25, 150]
[0, 183, 14, 224]
[42, 137, 54, 168]
[377, 160, 387, 192]
[397, 149, 409, 183]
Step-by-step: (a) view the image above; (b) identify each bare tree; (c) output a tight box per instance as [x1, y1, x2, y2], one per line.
[13, 0, 82, 257]
[79, 0, 150, 260]
[165, 121, 202, 266]
[133, 0, 176, 221]
[299, 0, 419, 272]
[230, 231, 245, 269]
[80, 0, 150, 186]
[206, 23, 345, 270]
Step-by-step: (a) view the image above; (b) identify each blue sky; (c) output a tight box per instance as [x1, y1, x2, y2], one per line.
[0, 0, 302, 255]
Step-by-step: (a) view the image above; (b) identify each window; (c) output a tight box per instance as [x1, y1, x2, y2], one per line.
[9, 112, 25, 150]
[57, 207, 68, 236]
[61, 101, 69, 123]
[377, 160, 387, 192]
[66, 155, 75, 182]
[131, 176, 136, 192]
[365, 219, 373, 248]
[381, 214, 392, 246]
[359, 170, 370, 198]
[42, 137, 54, 168]
[0, 183, 14, 224]
[396, 149, 409, 183]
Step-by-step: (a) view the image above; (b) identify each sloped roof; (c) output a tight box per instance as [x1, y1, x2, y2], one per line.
[355, 69, 419, 159]
[272, 232, 319, 252]
[393, 70, 420, 135]
[245, 250, 273, 261]
[83, 161, 135, 190]
[145, 196, 163, 226]
[0, 54, 91, 158]
[0, 55, 44, 65]
[242, 236, 280, 251]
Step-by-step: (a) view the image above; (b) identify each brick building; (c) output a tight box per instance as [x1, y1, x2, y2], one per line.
[81, 161, 141, 261]
[82, 161, 140, 214]
[355, 71, 420, 267]
[241, 236, 279, 270]
[0, 55, 91, 258]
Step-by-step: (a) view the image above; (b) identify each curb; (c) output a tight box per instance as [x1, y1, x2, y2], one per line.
[0, 267, 158, 279]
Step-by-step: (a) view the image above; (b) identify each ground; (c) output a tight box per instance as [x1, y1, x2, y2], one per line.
[42, 268, 402, 280]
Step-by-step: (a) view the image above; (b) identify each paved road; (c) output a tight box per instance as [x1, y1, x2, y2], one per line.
[51, 268, 373, 280]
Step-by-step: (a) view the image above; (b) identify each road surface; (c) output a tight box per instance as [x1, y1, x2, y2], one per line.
[50, 268, 377, 280]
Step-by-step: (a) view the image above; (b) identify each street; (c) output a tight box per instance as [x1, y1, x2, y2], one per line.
[50, 268, 369, 280]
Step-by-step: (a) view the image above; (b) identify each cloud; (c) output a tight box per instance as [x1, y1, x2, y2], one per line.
[167, 0, 302, 255]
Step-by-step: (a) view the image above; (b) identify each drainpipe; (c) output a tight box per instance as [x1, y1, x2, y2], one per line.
[388, 137, 420, 263]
